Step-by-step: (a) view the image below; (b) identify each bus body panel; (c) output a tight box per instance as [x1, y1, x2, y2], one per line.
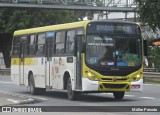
[50, 56, 76, 90]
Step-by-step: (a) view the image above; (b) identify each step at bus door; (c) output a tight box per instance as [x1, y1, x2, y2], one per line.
[45, 32, 54, 87]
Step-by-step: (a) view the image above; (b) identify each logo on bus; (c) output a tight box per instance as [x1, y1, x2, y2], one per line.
[112, 77, 117, 82]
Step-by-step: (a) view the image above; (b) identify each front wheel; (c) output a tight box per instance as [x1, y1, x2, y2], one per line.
[67, 78, 76, 100]
[113, 92, 125, 100]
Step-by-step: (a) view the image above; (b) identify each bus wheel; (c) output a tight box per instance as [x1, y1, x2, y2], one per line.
[29, 74, 38, 95]
[67, 78, 76, 100]
[113, 92, 125, 100]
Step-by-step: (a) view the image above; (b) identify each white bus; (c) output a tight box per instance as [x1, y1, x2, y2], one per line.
[11, 20, 144, 100]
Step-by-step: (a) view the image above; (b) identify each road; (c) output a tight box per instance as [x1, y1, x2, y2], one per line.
[0, 75, 160, 114]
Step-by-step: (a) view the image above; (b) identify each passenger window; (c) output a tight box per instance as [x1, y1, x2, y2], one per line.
[12, 37, 20, 56]
[36, 33, 45, 56]
[29, 35, 36, 55]
[55, 31, 65, 54]
[66, 30, 75, 54]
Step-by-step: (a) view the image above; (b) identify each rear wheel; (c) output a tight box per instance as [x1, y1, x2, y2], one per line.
[29, 74, 38, 95]
[29, 74, 46, 95]
[67, 78, 76, 100]
[113, 92, 125, 100]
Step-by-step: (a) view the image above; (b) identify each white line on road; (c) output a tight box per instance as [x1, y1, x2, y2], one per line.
[101, 93, 135, 97]
[7, 98, 35, 104]
[7, 99, 19, 104]
[139, 97, 156, 100]
[0, 81, 13, 84]
[124, 95, 135, 97]
[144, 84, 160, 87]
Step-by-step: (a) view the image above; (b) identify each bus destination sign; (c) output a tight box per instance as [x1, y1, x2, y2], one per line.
[87, 22, 140, 35]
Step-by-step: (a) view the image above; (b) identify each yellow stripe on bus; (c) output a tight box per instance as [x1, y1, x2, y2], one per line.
[11, 58, 38, 65]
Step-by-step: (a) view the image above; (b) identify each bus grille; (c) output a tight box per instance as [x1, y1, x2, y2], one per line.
[101, 78, 128, 81]
[102, 84, 127, 89]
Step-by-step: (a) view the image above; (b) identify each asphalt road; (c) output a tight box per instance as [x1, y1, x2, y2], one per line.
[0, 75, 160, 114]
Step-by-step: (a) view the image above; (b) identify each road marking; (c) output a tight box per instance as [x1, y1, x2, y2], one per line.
[0, 90, 48, 101]
[7, 98, 35, 104]
[124, 95, 135, 97]
[101, 93, 134, 97]
[0, 81, 13, 84]
[101, 93, 112, 95]
[7, 99, 19, 104]
[144, 84, 160, 87]
[139, 97, 156, 100]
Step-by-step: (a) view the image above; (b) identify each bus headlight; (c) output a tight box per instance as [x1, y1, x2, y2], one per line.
[88, 72, 92, 77]
[85, 71, 99, 81]
[136, 74, 141, 79]
[131, 74, 141, 82]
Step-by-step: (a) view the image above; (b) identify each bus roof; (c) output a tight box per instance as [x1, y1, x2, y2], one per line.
[13, 20, 138, 36]
[13, 20, 90, 36]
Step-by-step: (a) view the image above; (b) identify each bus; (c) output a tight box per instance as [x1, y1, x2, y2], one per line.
[11, 20, 144, 100]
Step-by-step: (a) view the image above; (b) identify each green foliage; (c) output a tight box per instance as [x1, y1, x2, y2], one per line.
[0, 8, 82, 34]
[148, 46, 160, 71]
[135, 0, 160, 31]
[0, 8, 86, 68]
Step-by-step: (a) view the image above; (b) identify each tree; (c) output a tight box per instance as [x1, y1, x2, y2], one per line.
[135, 0, 160, 31]
[0, 8, 85, 68]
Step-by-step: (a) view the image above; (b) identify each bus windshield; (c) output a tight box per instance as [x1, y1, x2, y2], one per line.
[86, 35, 142, 67]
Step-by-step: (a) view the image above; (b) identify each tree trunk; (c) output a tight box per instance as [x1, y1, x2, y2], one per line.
[0, 34, 12, 68]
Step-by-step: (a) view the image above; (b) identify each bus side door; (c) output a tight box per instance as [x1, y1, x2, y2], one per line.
[45, 32, 54, 87]
[75, 35, 84, 90]
[19, 37, 27, 85]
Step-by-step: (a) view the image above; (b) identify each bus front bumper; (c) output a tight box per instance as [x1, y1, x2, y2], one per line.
[82, 78, 130, 92]
[130, 79, 143, 92]
[82, 78, 143, 92]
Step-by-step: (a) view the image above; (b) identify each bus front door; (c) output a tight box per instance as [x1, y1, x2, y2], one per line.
[45, 38, 53, 88]
[19, 41, 25, 85]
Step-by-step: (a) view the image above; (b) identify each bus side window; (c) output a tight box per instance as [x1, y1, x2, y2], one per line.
[36, 33, 45, 56]
[29, 35, 36, 56]
[55, 31, 65, 54]
[12, 37, 20, 57]
[66, 30, 75, 54]
[20, 36, 28, 56]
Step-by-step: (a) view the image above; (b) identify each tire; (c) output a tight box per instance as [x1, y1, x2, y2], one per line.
[29, 74, 46, 95]
[29, 74, 38, 95]
[113, 92, 125, 100]
[67, 78, 76, 100]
